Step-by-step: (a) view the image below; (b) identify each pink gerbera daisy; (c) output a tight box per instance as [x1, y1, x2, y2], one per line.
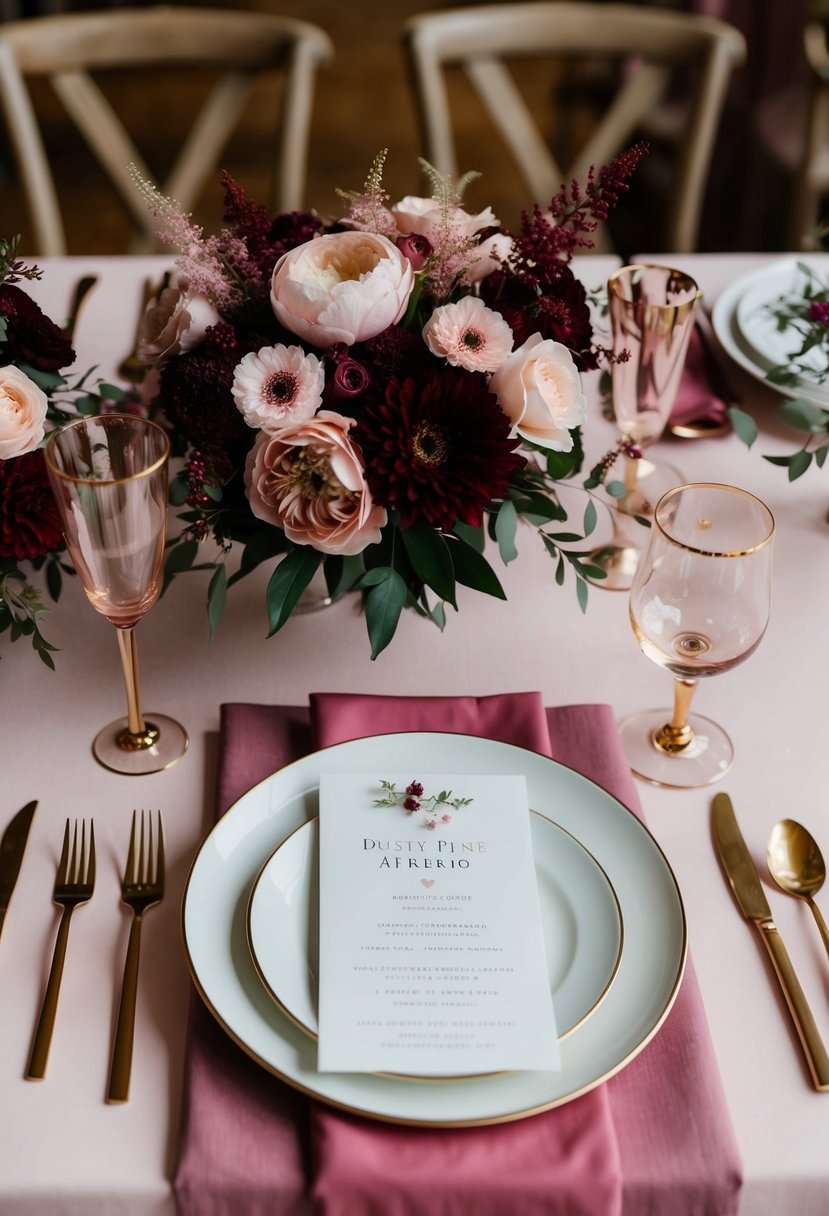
[422, 296, 513, 374]
[232, 343, 324, 432]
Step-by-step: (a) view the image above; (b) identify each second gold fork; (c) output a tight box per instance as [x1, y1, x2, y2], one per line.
[107, 810, 165, 1103]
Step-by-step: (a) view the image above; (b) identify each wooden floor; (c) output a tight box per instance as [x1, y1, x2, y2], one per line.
[0, 0, 796, 258]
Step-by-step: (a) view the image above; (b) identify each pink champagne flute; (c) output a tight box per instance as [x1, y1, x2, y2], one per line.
[45, 414, 187, 774]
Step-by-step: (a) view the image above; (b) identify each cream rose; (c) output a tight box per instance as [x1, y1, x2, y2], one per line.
[391, 196, 512, 283]
[489, 334, 586, 452]
[244, 410, 387, 555]
[137, 279, 220, 367]
[0, 365, 48, 459]
[270, 231, 414, 348]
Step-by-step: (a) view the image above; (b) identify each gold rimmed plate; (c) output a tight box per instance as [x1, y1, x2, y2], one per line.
[182, 731, 687, 1127]
[246, 813, 624, 1076]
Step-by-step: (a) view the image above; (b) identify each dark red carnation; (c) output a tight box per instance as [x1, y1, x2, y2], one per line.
[359, 324, 433, 381]
[356, 369, 525, 532]
[0, 284, 75, 372]
[0, 449, 63, 560]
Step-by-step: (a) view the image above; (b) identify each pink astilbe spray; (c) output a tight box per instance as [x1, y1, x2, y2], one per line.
[129, 165, 257, 313]
[337, 148, 398, 238]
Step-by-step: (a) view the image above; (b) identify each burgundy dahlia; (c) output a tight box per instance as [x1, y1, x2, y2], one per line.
[356, 369, 524, 532]
[0, 283, 75, 373]
[157, 329, 256, 452]
[0, 449, 63, 560]
[483, 265, 596, 369]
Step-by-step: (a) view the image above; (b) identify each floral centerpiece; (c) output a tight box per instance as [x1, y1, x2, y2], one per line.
[133, 147, 646, 657]
[0, 238, 122, 664]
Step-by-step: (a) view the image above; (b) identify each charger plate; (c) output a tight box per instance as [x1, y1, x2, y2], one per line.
[247, 813, 624, 1057]
[182, 732, 687, 1127]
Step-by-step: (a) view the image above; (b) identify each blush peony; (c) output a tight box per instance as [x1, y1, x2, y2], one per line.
[244, 410, 386, 555]
[270, 231, 414, 348]
[0, 364, 48, 459]
[489, 334, 586, 452]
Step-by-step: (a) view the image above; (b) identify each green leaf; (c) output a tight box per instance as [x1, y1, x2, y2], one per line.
[45, 559, 62, 602]
[575, 563, 608, 582]
[576, 576, 589, 614]
[583, 498, 598, 537]
[207, 564, 227, 643]
[511, 489, 566, 522]
[324, 553, 363, 598]
[605, 479, 628, 498]
[364, 568, 407, 659]
[98, 382, 125, 400]
[73, 393, 100, 416]
[777, 398, 829, 433]
[816, 445, 829, 468]
[788, 449, 813, 481]
[446, 536, 506, 599]
[227, 527, 287, 586]
[162, 538, 199, 593]
[494, 498, 518, 564]
[451, 521, 485, 552]
[727, 405, 758, 447]
[265, 546, 323, 636]
[203, 483, 222, 503]
[554, 553, 565, 586]
[401, 522, 456, 607]
[18, 362, 63, 392]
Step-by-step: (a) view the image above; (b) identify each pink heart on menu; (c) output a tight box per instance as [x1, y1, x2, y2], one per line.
[421, 878, 435, 888]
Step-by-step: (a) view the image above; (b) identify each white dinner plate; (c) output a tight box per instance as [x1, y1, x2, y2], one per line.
[712, 257, 829, 406]
[182, 732, 687, 1127]
[246, 813, 624, 1058]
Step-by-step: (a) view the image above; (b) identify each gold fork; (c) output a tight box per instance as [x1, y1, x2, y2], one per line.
[117, 277, 156, 385]
[107, 810, 165, 1103]
[26, 819, 95, 1080]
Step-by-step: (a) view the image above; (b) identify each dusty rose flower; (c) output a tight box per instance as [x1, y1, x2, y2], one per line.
[0, 364, 48, 459]
[423, 297, 513, 373]
[244, 409, 386, 555]
[270, 231, 414, 348]
[489, 333, 586, 452]
[329, 357, 370, 400]
[138, 280, 221, 367]
[397, 232, 432, 271]
[232, 344, 323, 432]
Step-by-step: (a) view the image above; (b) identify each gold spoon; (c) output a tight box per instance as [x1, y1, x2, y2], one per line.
[767, 818, 829, 963]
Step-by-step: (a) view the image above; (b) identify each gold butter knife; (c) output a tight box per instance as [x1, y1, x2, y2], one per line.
[712, 792, 829, 1091]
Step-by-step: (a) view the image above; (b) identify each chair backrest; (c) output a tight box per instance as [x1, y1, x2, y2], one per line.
[0, 6, 333, 255]
[404, 2, 745, 252]
[790, 20, 829, 249]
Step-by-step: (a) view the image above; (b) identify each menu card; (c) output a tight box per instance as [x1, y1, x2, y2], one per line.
[317, 772, 560, 1075]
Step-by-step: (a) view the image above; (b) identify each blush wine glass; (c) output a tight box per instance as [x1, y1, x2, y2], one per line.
[589, 264, 701, 591]
[45, 414, 188, 774]
[620, 482, 774, 789]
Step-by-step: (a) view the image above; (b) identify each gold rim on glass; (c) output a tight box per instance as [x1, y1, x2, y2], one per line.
[44, 413, 170, 485]
[608, 262, 703, 311]
[652, 481, 776, 557]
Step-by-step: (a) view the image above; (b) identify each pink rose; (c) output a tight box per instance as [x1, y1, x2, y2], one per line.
[391, 195, 511, 285]
[270, 231, 414, 348]
[489, 334, 586, 452]
[0, 364, 48, 459]
[138, 280, 220, 367]
[244, 409, 387, 555]
[396, 232, 432, 271]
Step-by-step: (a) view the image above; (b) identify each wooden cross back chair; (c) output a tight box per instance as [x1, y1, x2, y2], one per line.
[0, 6, 333, 255]
[404, 2, 745, 252]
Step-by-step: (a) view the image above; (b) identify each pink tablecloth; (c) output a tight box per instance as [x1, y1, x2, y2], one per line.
[172, 693, 742, 1216]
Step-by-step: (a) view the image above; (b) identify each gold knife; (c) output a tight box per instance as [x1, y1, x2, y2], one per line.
[712, 792, 829, 1091]
[0, 800, 37, 944]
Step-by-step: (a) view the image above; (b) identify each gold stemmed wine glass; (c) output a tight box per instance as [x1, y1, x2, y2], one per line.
[45, 414, 188, 775]
[588, 264, 701, 591]
[619, 482, 774, 789]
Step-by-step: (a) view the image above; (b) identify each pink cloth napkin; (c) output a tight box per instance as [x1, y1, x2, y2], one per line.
[173, 693, 742, 1216]
[669, 317, 734, 430]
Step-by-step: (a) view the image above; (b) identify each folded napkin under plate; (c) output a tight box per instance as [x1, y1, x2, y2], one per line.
[173, 693, 741, 1216]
